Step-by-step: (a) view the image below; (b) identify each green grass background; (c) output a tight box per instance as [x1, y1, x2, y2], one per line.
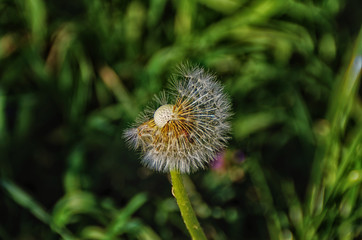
[0, 0, 361, 239]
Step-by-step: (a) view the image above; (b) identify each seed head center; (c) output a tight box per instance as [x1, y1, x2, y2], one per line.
[154, 104, 174, 128]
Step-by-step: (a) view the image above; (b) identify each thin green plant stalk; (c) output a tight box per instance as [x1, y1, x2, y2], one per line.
[170, 170, 207, 240]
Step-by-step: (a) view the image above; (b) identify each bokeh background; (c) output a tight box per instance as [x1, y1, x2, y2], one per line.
[0, 0, 361, 239]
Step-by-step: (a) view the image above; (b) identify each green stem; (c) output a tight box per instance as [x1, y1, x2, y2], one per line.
[170, 170, 207, 240]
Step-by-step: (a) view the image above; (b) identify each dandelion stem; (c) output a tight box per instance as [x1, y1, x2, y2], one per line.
[170, 170, 207, 240]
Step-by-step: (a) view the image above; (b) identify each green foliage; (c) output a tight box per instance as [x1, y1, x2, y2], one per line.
[0, 0, 361, 239]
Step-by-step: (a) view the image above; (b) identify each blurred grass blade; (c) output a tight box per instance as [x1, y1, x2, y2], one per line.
[1, 179, 76, 240]
[336, 128, 362, 193]
[233, 111, 283, 140]
[174, 0, 195, 38]
[64, 146, 86, 194]
[21, 0, 47, 45]
[197, 0, 245, 14]
[112, 219, 162, 240]
[305, 27, 362, 238]
[327, 27, 362, 137]
[147, 0, 167, 27]
[135, 225, 162, 240]
[198, 0, 283, 47]
[81, 220, 162, 240]
[99, 65, 138, 119]
[81, 226, 107, 240]
[0, 89, 7, 142]
[1, 179, 50, 223]
[281, 181, 304, 237]
[308, 27, 362, 210]
[105, 193, 148, 239]
[245, 159, 283, 240]
[52, 191, 99, 229]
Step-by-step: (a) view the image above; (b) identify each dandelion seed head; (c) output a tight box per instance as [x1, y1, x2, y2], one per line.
[124, 64, 232, 174]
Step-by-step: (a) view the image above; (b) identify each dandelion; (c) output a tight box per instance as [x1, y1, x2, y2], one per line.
[124, 64, 232, 174]
[124, 64, 231, 239]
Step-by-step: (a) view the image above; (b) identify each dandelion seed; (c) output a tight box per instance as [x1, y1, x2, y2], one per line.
[124, 64, 232, 173]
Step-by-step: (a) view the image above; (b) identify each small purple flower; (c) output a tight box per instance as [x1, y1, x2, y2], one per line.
[211, 151, 226, 170]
